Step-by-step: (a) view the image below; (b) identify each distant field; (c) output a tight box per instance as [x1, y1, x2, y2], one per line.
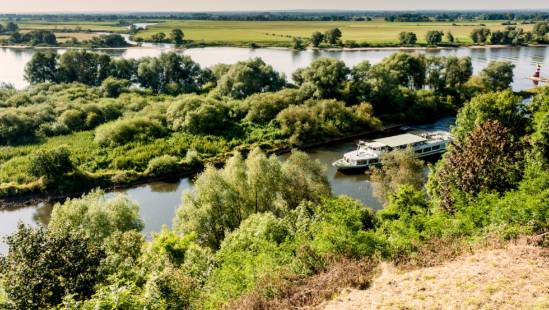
[16, 20, 129, 33]
[134, 19, 535, 45]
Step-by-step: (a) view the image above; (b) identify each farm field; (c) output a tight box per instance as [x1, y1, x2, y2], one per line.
[14, 20, 129, 33]
[133, 19, 535, 45]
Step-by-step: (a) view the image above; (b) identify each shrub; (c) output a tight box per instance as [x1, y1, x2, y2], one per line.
[27, 146, 73, 181]
[101, 77, 130, 98]
[145, 155, 180, 177]
[59, 109, 86, 131]
[166, 95, 229, 135]
[94, 117, 167, 147]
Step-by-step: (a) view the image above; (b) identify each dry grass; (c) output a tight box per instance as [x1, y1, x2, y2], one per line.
[227, 257, 379, 310]
[324, 238, 549, 310]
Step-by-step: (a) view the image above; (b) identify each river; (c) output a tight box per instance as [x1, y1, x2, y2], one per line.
[0, 44, 546, 253]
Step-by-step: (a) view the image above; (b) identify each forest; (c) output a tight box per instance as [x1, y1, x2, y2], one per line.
[0, 55, 547, 308]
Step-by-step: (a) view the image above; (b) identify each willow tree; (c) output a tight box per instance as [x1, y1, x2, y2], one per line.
[173, 149, 330, 249]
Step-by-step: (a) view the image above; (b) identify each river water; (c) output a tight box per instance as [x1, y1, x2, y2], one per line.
[0, 43, 547, 253]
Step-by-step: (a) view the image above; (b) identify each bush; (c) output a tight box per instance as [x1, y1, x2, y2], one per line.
[145, 155, 180, 177]
[101, 77, 130, 98]
[241, 88, 307, 123]
[166, 95, 229, 135]
[59, 109, 86, 131]
[0, 111, 35, 145]
[28, 146, 73, 181]
[94, 117, 167, 147]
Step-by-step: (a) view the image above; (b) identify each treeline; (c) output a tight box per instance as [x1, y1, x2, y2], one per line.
[1, 83, 547, 308]
[1, 29, 129, 48]
[3, 10, 549, 22]
[470, 22, 549, 45]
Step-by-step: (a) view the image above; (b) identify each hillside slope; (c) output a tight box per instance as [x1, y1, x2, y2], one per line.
[324, 243, 549, 310]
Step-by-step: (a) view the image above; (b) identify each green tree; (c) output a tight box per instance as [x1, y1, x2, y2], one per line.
[425, 30, 444, 46]
[48, 190, 144, 243]
[292, 37, 305, 50]
[6, 21, 18, 33]
[398, 32, 417, 45]
[429, 120, 523, 211]
[24, 51, 58, 83]
[151, 32, 166, 42]
[173, 149, 329, 249]
[2, 224, 105, 309]
[100, 76, 130, 98]
[28, 146, 74, 182]
[292, 58, 350, 99]
[480, 60, 515, 91]
[470, 28, 491, 43]
[370, 147, 425, 203]
[533, 22, 548, 42]
[324, 28, 342, 45]
[170, 28, 185, 44]
[137, 52, 207, 94]
[446, 31, 455, 43]
[166, 95, 229, 134]
[216, 58, 286, 99]
[310, 31, 324, 47]
[452, 90, 528, 140]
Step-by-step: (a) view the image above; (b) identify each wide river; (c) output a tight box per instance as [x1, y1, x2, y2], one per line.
[0, 44, 547, 253]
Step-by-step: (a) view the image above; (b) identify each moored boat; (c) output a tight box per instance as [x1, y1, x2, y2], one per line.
[332, 131, 452, 171]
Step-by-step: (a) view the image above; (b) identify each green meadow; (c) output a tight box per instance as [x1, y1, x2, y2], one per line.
[134, 19, 533, 45]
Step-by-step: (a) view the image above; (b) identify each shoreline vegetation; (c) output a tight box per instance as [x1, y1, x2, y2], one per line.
[0, 47, 532, 207]
[1, 18, 548, 50]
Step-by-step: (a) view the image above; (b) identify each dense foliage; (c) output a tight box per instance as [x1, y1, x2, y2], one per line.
[1, 77, 548, 309]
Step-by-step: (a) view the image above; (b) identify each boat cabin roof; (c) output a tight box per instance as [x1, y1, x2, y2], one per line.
[373, 133, 427, 148]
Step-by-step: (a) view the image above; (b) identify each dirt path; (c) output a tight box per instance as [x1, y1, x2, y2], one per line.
[324, 244, 549, 309]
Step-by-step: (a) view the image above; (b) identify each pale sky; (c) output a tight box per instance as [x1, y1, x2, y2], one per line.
[0, 0, 547, 13]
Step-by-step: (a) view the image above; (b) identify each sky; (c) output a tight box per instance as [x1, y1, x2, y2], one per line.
[0, 0, 548, 13]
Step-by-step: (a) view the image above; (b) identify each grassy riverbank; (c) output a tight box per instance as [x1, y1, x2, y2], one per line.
[133, 19, 534, 47]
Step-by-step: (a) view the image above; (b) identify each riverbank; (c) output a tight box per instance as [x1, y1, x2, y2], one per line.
[0, 124, 404, 209]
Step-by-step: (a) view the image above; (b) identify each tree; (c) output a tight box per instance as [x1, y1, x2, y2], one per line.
[216, 58, 286, 99]
[137, 52, 207, 94]
[370, 147, 425, 203]
[452, 90, 528, 141]
[173, 149, 329, 249]
[380, 52, 426, 90]
[24, 51, 58, 83]
[480, 60, 515, 91]
[429, 120, 523, 211]
[446, 31, 455, 43]
[292, 37, 305, 50]
[170, 29, 185, 44]
[28, 146, 74, 182]
[324, 28, 342, 45]
[470, 28, 491, 43]
[310, 31, 324, 47]
[292, 58, 350, 99]
[48, 190, 144, 243]
[398, 32, 417, 45]
[151, 32, 166, 42]
[2, 224, 105, 309]
[6, 21, 18, 33]
[533, 22, 548, 42]
[100, 76, 130, 97]
[166, 95, 229, 134]
[425, 30, 444, 46]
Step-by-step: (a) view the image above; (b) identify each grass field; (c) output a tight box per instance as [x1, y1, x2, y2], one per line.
[16, 20, 129, 33]
[134, 19, 535, 46]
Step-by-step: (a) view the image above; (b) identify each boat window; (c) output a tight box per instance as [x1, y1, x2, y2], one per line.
[369, 159, 379, 164]
[357, 160, 368, 165]
[432, 145, 440, 150]
[415, 149, 423, 154]
[424, 147, 432, 152]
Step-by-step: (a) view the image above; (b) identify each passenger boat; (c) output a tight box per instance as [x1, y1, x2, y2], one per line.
[332, 131, 452, 171]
